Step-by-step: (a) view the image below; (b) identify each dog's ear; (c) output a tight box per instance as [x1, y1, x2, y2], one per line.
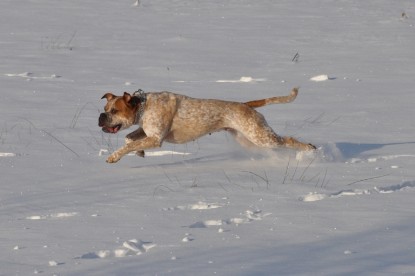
[101, 92, 115, 101]
[123, 92, 132, 103]
[124, 92, 140, 108]
[123, 92, 140, 108]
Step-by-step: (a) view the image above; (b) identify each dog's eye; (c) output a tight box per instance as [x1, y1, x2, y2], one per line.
[111, 109, 118, 115]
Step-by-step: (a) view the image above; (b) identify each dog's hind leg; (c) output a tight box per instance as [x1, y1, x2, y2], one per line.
[230, 106, 315, 151]
[238, 127, 315, 151]
[277, 136, 316, 151]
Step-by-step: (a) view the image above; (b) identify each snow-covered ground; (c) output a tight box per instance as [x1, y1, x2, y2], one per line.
[1, 0, 415, 275]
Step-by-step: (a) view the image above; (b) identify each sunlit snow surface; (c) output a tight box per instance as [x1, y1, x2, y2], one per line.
[1, 0, 415, 275]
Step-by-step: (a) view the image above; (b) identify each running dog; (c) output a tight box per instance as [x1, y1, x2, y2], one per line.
[98, 88, 316, 163]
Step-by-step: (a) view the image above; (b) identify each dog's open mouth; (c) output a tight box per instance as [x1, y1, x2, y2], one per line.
[102, 124, 122, 134]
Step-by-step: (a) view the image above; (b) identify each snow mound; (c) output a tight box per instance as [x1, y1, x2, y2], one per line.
[309, 74, 336, 82]
[80, 239, 156, 260]
[300, 181, 415, 202]
[98, 149, 191, 157]
[26, 212, 78, 220]
[216, 76, 267, 83]
[163, 201, 223, 211]
[4, 72, 62, 80]
[0, 152, 16, 157]
[189, 209, 271, 228]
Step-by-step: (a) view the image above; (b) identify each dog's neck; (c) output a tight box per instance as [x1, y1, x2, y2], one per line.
[132, 90, 147, 125]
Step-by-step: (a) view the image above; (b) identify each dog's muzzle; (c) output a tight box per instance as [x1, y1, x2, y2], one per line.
[98, 113, 107, 127]
[99, 113, 122, 134]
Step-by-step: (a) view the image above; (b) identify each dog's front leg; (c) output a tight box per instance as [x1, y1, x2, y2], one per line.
[125, 128, 146, 157]
[107, 136, 162, 163]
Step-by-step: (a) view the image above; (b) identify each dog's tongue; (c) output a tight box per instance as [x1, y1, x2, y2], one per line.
[108, 127, 117, 133]
[103, 125, 120, 134]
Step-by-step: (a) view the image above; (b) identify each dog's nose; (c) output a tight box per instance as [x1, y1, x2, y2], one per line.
[98, 113, 107, 127]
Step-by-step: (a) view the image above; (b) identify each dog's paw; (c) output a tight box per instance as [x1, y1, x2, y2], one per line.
[307, 143, 317, 151]
[106, 153, 121, 163]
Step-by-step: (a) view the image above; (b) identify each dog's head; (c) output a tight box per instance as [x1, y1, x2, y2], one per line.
[98, 92, 141, 134]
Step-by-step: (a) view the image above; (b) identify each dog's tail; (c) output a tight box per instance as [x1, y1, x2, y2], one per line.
[245, 87, 299, 108]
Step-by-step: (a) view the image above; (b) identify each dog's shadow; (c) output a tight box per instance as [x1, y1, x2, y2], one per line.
[130, 141, 415, 169]
[130, 151, 242, 169]
[334, 142, 415, 160]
